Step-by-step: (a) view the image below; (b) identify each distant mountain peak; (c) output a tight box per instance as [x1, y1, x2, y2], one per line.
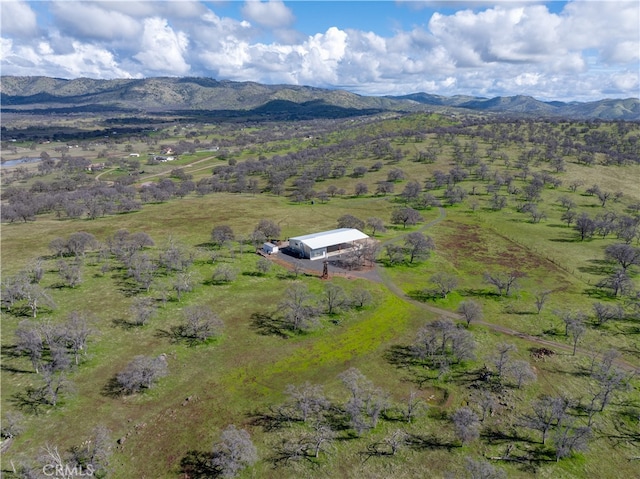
[1, 76, 638, 121]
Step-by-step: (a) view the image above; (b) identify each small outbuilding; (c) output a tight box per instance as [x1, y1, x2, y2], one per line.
[263, 242, 279, 254]
[289, 228, 369, 261]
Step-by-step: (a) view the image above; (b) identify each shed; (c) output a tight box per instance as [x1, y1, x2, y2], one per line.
[263, 242, 279, 254]
[289, 228, 369, 261]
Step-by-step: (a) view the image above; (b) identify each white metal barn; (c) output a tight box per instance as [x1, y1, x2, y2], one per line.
[288, 228, 369, 261]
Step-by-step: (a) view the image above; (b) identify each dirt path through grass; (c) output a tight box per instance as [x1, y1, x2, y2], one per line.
[375, 208, 639, 373]
[135, 155, 219, 184]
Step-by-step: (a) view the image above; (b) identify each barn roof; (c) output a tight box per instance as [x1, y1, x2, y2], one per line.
[290, 228, 369, 250]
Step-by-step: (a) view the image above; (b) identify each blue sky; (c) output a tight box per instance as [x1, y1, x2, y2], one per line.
[1, 1, 638, 101]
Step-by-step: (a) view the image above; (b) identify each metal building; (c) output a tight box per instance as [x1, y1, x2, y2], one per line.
[288, 228, 370, 260]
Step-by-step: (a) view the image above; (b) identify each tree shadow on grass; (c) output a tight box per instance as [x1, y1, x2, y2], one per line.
[247, 406, 295, 432]
[111, 318, 140, 330]
[384, 344, 422, 368]
[481, 425, 535, 445]
[407, 290, 442, 302]
[583, 288, 614, 300]
[250, 312, 290, 338]
[459, 288, 501, 299]
[549, 237, 580, 243]
[578, 259, 613, 276]
[101, 377, 126, 398]
[179, 450, 219, 479]
[1, 344, 31, 363]
[614, 324, 640, 335]
[605, 408, 640, 447]
[10, 387, 47, 415]
[405, 433, 457, 452]
[154, 326, 206, 346]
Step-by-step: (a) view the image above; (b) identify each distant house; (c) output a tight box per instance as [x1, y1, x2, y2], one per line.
[289, 228, 369, 261]
[86, 162, 105, 171]
[129, 153, 140, 157]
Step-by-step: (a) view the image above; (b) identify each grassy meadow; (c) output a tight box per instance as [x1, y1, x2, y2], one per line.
[1, 113, 639, 478]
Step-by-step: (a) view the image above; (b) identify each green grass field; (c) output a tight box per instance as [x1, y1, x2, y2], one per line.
[2, 113, 639, 478]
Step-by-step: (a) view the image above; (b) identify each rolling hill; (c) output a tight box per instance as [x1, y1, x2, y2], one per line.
[1, 76, 638, 120]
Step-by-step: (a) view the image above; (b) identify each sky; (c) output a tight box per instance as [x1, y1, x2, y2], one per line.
[1, 0, 638, 102]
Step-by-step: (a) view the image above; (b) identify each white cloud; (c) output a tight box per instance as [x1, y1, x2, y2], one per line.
[50, 1, 141, 41]
[0, 0, 38, 37]
[0, 38, 134, 78]
[561, 1, 639, 67]
[89, 0, 206, 18]
[133, 17, 190, 75]
[241, 0, 295, 29]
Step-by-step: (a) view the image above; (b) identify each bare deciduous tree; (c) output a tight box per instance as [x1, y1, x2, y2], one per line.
[465, 456, 507, 479]
[339, 368, 388, 434]
[604, 243, 640, 272]
[211, 425, 258, 478]
[255, 257, 272, 275]
[285, 382, 330, 422]
[521, 395, 571, 445]
[127, 252, 156, 291]
[254, 219, 281, 241]
[177, 305, 224, 344]
[173, 271, 195, 301]
[323, 282, 347, 315]
[483, 271, 524, 297]
[452, 407, 480, 444]
[597, 269, 632, 297]
[351, 288, 373, 308]
[58, 258, 83, 288]
[404, 232, 435, 264]
[475, 390, 497, 422]
[23, 283, 56, 318]
[404, 390, 426, 423]
[592, 302, 624, 325]
[492, 343, 516, 378]
[429, 272, 459, 299]
[385, 244, 405, 265]
[115, 355, 168, 394]
[1, 411, 25, 439]
[457, 300, 483, 327]
[212, 265, 237, 284]
[567, 319, 586, 355]
[130, 297, 157, 326]
[15, 320, 44, 373]
[69, 425, 113, 478]
[279, 283, 320, 332]
[413, 318, 476, 365]
[534, 290, 551, 314]
[337, 214, 365, 231]
[506, 360, 537, 388]
[63, 311, 94, 365]
[365, 217, 386, 236]
[211, 225, 235, 248]
[391, 207, 423, 229]
[553, 420, 591, 462]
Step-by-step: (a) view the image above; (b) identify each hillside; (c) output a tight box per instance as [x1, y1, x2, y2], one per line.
[394, 92, 640, 120]
[1, 76, 638, 120]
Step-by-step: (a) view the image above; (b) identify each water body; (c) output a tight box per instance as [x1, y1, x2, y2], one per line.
[0, 157, 43, 168]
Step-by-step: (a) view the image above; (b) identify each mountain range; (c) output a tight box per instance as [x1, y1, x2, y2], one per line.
[1, 76, 638, 121]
